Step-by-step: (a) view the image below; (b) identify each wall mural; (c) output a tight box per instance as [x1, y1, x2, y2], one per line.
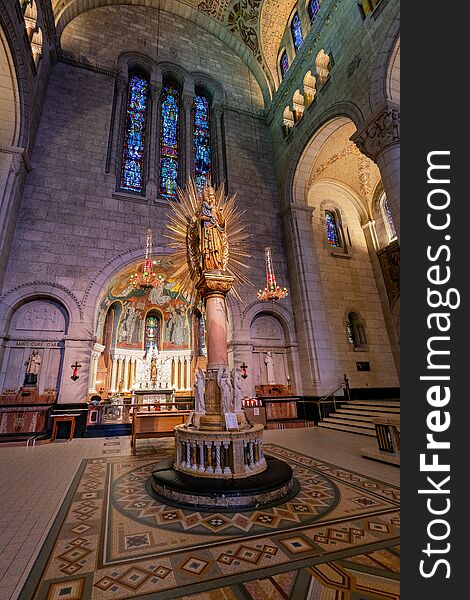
[96, 259, 190, 351]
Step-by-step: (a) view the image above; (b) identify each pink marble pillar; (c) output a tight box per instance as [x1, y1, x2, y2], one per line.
[205, 294, 228, 368]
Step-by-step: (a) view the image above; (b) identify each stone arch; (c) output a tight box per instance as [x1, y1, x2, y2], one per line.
[302, 70, 316, 107]
[313, 179, 369, 226]
[157, 62, 189, 89]
[369, 18, 400, 111]
[187, 71, 225, 107]
[0, 283, 82, 339]
[287, 109, 364, 209]
[0, 24, 21, 147]
[82, 245, 172, 327]
[54, 0, 272, 105]
[116, 51, 156, 80]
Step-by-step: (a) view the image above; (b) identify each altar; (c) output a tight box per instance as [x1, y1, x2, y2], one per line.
[132, 389, 174, 408]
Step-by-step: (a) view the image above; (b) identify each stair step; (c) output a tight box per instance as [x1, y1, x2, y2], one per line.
[346, 400, 400, 408]
[317, 422, 376, 437]
[335, 410, 399, 420]
[321, 417, 375, 430]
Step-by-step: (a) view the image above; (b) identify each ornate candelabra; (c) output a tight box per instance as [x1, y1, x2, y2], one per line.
[257, 246, 288, 302]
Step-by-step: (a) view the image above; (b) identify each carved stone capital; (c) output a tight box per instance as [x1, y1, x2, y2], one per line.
[352, 104, 400, 161]
[196, 272, 234, 298]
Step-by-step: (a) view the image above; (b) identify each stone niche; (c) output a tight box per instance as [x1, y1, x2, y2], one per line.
[0, 299, 68, 403]
[250, 314, 290, 387]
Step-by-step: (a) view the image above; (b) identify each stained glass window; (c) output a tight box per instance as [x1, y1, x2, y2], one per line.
[280, 51, 289, 78]
[120, 74, 148, 193]
[291, 13, 303, 51]
[308, 0, 320, 21]
[193, 93, 212, 191]
[145, 315, 159, 352]
[325, 210, 341, 247]
[383, 197, 397, 239]
[346, 321, 354, 344]
[159, 84, 180, 199]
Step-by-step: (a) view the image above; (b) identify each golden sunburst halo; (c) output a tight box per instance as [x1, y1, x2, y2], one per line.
[165, 177, 252, 304]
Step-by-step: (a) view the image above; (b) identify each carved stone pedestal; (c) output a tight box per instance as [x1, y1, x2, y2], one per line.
[173, 423, 266, 479]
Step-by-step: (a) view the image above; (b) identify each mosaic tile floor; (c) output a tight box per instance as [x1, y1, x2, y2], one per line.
[17, 440, 400, 599]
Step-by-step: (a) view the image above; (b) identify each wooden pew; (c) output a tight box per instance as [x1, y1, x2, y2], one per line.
[131, 411, 190, 455]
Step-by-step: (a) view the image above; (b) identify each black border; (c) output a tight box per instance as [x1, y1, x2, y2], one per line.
[401, 1, 468, 596]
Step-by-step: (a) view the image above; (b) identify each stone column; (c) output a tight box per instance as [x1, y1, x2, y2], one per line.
[281, 204, 336, 394]
[110, 356, 118, 392]
[182, 93, 194, 185]
[213, 104, 225, 186]
[352, 102, 400, 240]
[146, 83, 162, 201]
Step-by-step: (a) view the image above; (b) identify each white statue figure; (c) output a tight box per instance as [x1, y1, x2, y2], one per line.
[218, 366, 233, 413]
[25, 349, 42, 385]
[265, 351, 276, 384]
[194, 368, 206, 413]
[232, 367, 243, 413]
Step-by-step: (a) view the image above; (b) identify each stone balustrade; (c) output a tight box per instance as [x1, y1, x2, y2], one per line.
[174, 424, 266, 479]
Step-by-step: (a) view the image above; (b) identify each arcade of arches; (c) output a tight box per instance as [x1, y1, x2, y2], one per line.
[0, 0, 400, 598]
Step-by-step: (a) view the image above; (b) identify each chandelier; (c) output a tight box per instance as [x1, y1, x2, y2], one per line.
[257, 246, 288, 302]
[129, 227, 159, 289]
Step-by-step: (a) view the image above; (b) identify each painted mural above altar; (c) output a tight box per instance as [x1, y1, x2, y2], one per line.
[96, 258, 191, 352]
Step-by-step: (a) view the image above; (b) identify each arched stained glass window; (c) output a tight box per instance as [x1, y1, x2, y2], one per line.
[280, 51, 289, 78]
[325, 210, 341, 247]
[145, 315, 159, 352]
[308, 0, 320, 21]
[193, 93, 212, 191]
[383, 196, 397, 239]
[291, 13, 303, 51]
[120, 74, 149, 193]
[159, 83, 180, 199]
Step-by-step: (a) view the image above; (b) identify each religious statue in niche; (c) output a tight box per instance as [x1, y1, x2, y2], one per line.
[24, 349, 42, 386]
[199, 185, 228, 271]
[265, 351, 276, 384]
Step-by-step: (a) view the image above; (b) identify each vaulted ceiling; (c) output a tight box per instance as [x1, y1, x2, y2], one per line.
[50, 0, 298, 101]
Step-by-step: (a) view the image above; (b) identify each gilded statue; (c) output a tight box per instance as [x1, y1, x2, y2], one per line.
[199, 185, 228, 271]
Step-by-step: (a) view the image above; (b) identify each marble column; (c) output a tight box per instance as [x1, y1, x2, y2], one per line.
[352, 102, 400, 240]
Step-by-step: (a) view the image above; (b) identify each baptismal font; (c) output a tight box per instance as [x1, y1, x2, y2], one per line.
[150, 179, 295, 509]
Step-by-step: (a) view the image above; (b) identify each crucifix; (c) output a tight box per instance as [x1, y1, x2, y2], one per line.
[240, 362, 248, 379]
[71, 362, 82, 381]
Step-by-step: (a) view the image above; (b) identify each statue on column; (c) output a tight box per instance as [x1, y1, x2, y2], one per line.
[265, 351, 275, 384]
[200, 185, 228, 271]
[24, 349, 42, 385]
[218, 366, 233, 413]
[232, 367, 243, 413]
[194, 368, 206, 413]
